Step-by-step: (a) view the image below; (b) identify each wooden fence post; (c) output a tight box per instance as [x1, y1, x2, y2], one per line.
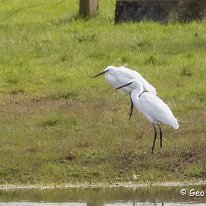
[79, 0, 99, 17]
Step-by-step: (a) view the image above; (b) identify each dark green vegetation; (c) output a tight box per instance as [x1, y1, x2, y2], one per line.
[0, 0, 205, 185]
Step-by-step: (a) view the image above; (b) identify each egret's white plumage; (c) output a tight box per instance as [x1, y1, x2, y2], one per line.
[93, 65, 157, 119]
[94, 65, 156, 95]
[116, 79, 179, 153]
[133, 91, 179, 129]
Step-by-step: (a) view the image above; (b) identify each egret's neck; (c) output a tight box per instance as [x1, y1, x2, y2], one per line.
[131, 87, 144, 102]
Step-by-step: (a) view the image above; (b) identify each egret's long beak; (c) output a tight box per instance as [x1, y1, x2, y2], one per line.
[92, 70, 107, 79]
[115, 82, 133, 90]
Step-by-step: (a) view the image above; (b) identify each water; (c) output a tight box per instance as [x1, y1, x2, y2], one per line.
[0, 186, 205, 206]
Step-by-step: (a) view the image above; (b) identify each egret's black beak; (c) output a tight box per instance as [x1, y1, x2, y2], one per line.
[115, 82, 133, 90]
[92, 70, 107, 79]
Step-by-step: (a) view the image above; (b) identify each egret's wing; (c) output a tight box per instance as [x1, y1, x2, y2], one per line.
[131, 71, 156, 95]
[119, 66, 157, 95]
[139, 93, 178, 129]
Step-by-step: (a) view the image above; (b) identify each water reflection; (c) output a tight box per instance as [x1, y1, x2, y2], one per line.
[0, 186, 205, 206]
[1, 203, 206, 206]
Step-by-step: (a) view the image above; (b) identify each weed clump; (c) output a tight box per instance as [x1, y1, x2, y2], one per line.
[181, 68, 193, 77]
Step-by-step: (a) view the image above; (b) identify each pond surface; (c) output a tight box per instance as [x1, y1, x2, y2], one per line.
[0, 185, 206, 206]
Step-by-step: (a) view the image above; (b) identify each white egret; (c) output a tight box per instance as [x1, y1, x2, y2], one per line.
[92, 65, 156, 119]
[116, 79, 179, 154]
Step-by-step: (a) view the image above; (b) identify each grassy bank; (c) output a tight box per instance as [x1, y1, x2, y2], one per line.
[0, 0, 206, 185]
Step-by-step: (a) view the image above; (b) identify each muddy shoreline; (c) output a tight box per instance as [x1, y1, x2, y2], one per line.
[0, 181, 206, 190]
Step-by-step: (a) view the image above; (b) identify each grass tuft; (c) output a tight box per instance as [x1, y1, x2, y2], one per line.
[181, 67, 193, 77]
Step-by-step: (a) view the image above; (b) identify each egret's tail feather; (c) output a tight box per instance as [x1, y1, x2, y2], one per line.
[172, 118, 179, 130]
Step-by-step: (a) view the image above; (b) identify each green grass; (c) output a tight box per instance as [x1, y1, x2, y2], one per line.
[0, 0, 206, 185]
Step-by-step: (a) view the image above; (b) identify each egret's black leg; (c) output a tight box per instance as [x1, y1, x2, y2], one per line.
[158, 122, 163, 148]
[152, 124, 157, 154]
[129, 94, 134, 120]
